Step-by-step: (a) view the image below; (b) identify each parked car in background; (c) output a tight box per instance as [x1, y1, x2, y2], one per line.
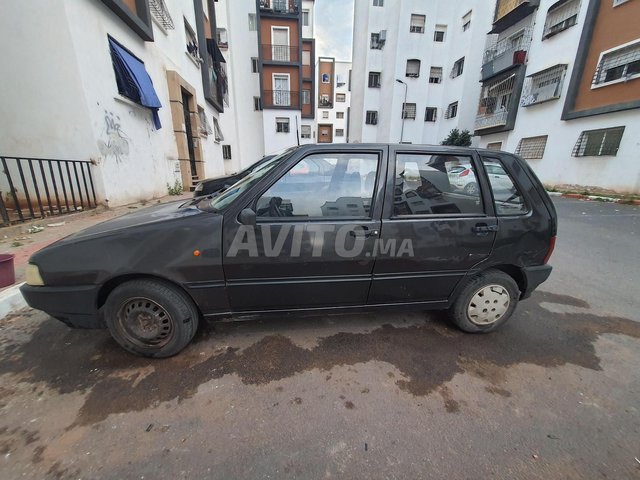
[21, 144, 557, 358]
[448, 162, 514, 196]
[193, 155, 275, 197]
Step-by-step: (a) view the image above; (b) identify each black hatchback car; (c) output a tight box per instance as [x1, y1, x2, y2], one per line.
[21, 144, 557, 358]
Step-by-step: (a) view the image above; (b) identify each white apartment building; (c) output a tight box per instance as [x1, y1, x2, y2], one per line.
[349, 0, 493, 145]
[316, 59, 352, 143]
[475, 0, 640, 194]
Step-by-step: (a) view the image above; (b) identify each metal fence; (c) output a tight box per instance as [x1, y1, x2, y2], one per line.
[0, 156, 97, 226]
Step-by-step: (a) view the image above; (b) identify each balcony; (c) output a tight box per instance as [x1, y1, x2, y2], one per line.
[259, 0, 299, 15]
[318, 97, 333, 108]
[261, 44, 299, 63]
[263, 90, 300, 108]
[474, 73, 517, 133]
[481, 28, 531, 80]
[491, 0, 539, 33]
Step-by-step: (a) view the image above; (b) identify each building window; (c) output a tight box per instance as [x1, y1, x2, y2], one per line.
[366, 110, 378, 125]
[322, 73, 330, 83]
[222, 144, 232, 160]
[368, 71, 381, 87]
[572, 127, 625, 157]
[108, 37, 162, 128]
[198, 107, 212, 136]
[248, 13, 257, 31]
[451, 57, 465, 78]
[406, 59, 421, 77]
[251, 57, 259, 73]
[320, 94, 331, 107]
[322, 111, 329, 118]
[184, 18, 201, 63]
[613, 0, 630, 6]
[301, 125, 312, 138]
[336, 93, 346, 102]
[253, 96, 263, 111]
[212, 117, 224, 142]
[276, 117, 290, 133]
[592, 41, 640, 86]
[475, 74, 516, 130]
[410, 14, 426, 33]
[445, 102, 458, 119]
[424, 107, 437, 122]
[370, 31, 386, 49]
[434, 25, 447, 42]
[216, 28, 228, 49]
[373, 0, 384, 6]
[302, 89, 311, 104]
[429, 67, 443, 84]
[486, 142, 502, 150]
[521, 64, 568, 106]
[542, 0, 580, 39]
[302, 9, 310, 26]
[336, 128, 345, 137]
[462, 11, 472, 31]
[302, 50, 311, 65]
[336, 111, 345, 119]
[515, 136, 548, 159]
[402, 103, 417, 119]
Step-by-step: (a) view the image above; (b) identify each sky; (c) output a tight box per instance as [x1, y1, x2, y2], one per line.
[314, 0, 355, 61]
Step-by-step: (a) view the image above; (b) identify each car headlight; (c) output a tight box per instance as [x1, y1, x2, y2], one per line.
[25, 264, 44, 286]
[194, 183, 204, 192]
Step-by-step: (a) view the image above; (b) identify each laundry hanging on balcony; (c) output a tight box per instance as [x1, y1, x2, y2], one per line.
[108, 37, 163, 129]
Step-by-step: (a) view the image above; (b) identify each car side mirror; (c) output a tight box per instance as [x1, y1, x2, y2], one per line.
[238, 208, 257, 227]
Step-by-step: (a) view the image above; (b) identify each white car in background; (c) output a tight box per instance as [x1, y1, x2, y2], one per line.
[449, 163, 514, 195]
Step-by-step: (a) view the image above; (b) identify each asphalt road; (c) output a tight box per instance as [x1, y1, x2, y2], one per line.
[1, 198, 639, 480]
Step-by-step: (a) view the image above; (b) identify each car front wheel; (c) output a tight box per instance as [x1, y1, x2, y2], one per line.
[448, 269, 519, 333]
[104, 279, 199, 358]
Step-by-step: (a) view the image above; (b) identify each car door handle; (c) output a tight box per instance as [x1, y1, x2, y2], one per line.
[349, 228, 379, 238]
[472, 224, 499, 235]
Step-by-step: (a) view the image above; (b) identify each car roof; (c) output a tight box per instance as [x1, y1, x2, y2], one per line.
[292, 143, 512, 156]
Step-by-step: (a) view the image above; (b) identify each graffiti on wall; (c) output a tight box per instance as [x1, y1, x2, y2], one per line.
[97, 110, 130, 163]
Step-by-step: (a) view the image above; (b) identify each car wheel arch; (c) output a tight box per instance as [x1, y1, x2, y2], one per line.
[449, 264, 526, 304]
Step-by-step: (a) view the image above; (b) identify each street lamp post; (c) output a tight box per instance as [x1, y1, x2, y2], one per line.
[396, 79, 407, 144]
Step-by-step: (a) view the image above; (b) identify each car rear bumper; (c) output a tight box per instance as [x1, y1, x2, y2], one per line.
[521, 265, 552, 299]
[20, 284, 104, 329]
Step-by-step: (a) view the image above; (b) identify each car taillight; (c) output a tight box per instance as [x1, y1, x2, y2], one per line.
[544, 235, 556, 264]
[460, 169, 470, 177]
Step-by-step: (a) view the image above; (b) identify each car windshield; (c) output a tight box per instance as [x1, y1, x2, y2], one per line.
[198, 149, 295, 212]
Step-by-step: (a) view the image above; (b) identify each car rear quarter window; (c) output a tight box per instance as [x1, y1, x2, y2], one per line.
[393, 154, 484, 216]
[481, 157, 528, 216]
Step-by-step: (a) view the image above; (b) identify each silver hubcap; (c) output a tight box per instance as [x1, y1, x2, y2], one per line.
[467, 284, 510, 325]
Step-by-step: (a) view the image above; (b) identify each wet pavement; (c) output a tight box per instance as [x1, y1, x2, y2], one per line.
[1, 198, 639, 479]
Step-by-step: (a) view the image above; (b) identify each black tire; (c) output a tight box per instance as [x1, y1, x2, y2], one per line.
[448, 269, 520, 333]
[104, 279, 199, 358]
[464, 182, 479, 195]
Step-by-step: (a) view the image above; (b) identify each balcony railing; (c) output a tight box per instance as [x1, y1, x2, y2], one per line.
[318, 98, 333, 108]
[263, 90, 300, 108]
[259, 0, 299, 15]
[261, 44, 299, 63]
[475, 111, 509, 131]
[491, 0, 539, 33]
[0, 156, 97, 225]
[481, 27, 531, 80]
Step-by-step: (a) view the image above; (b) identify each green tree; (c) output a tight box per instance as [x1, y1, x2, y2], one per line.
[441, 128, 473, 147]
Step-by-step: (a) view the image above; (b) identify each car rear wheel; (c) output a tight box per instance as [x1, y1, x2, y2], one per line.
[104, 279, 199, 358]
[448, 269, 519, 333]
[463, 182, 478, 195]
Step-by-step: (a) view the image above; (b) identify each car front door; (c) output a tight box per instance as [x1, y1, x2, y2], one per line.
[222, 147, 387, 312]
[368, 146, 497, 305]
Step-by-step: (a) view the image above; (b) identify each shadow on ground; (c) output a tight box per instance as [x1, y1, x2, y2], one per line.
[0, 291, 639, 429]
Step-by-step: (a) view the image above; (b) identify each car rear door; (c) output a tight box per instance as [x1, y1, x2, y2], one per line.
[368, 146, 497, 305]
[222, 146, 388, 311]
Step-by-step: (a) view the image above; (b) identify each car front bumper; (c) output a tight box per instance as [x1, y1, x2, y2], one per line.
[20, 284, 104, 329]
[520, 265, 553, 299]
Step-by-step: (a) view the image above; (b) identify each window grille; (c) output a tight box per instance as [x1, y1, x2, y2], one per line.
[429, 67, 443, 84]
[515, 136, 548, 159]
[276, 117, 290, 133]
[521, 64, 568, 106]
[451, 57, 465, 78]
[254, 96, 263, 110]
[337, 112, 345, 119]
[149, 0, 175, 30]
[402, 103, 417, 119]
[198, 109, 213, 136]
[410, 14, 426, 33]
[592, 42, 640, 85]
[373, 0, 384, 6]
[483, 27, 532, 65]
[222, 145, 231, 160]
[368, 72, 381, 87]
[336, 93, 346, 102]
[572, 127, 625, 157]
[366, 111, 378, 125]
[336, 129, 345, 137]
[445, 102, 458, 119]
[424, 107, 437, 122]
[475, 74, 515, 130]
[543, 0, 580, 39]
[301, 125, 312, 138]
[486, 142, 502, 150]
[406, 59, 421, 77]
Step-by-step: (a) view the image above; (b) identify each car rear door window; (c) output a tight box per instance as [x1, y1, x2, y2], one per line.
[481, 157, 528, 216]
[393, 154, 484, 216]
[256, 153, 379, 219]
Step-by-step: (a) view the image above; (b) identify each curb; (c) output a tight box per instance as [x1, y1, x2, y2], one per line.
[0, 282, 27, 320]
[550, 192, 640, 205]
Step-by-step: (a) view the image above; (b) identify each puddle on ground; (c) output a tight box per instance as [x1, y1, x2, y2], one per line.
[0, 290, 639, 429]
